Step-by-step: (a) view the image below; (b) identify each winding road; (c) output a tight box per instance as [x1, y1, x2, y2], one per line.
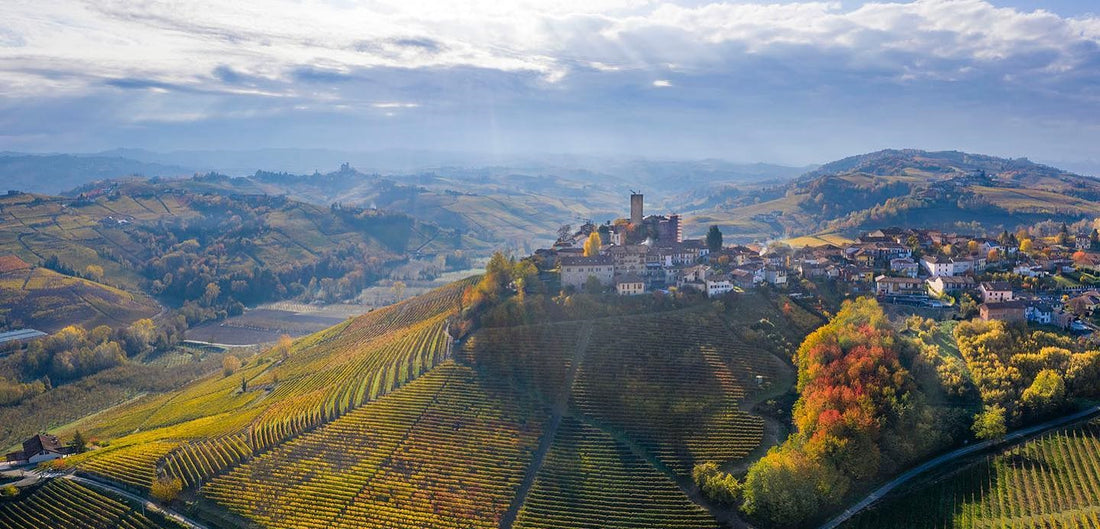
[819, 404, 1100, 529]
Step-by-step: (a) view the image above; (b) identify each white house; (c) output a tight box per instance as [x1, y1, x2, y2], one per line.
[890, 257, 919, 278]
[764, 267, 787, 285]
[921, 256, 955, 277]
[706, 279, 734, 298]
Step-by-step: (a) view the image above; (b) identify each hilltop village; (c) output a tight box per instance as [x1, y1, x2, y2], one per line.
[539, 193, 1100, 332]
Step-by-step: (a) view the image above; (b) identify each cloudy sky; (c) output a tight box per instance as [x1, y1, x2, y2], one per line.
[1, 0, 1098, 167]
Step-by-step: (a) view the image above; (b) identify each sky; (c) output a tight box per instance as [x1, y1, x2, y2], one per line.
[1, 0, 1098, 168]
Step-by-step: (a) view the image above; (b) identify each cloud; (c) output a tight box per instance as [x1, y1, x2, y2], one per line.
[0, 1, 1098, 164]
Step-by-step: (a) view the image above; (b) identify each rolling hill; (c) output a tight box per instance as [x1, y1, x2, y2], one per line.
[9, 278, 823, 529]
[681, 149, 1100, 242]
[0, 178, 469, 332]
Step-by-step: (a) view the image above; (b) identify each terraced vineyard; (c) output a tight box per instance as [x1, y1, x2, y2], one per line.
[204, 361, 546, 529]
[514, 417, 718, 529]
[843, 420, 1100, 529]
[57, 280, 468, 492]
[0, 479, 179, 529]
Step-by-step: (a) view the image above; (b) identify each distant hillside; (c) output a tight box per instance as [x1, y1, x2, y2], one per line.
[687, 149, 1100, 241]
[0, 179, 468, 331]
[0, 153, 193, 194]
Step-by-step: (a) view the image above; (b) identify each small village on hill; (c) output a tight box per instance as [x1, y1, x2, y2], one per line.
[542, 192, 1100, 333]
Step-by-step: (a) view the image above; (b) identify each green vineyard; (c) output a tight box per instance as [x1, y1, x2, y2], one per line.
[0, 479, 179, 529]
[514, 417, 719, 529]
[204, 361, 546, 528]
[843, 420, 1100, 528]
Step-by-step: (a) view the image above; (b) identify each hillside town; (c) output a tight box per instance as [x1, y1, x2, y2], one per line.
[541, 193, 1100, 333]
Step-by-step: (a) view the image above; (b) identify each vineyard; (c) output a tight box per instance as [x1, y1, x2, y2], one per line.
[514, 417, 719, 529]
[843, 419, 1100, 528]
[0, 479, 180, 529]
[13, 282, 818, 529]
[56, 279, 467, 493]
[204, 361, 546, 528]
[571, 309, 777, 476]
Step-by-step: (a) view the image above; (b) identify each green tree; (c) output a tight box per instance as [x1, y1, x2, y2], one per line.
[972, 405, 1007, 440]
[706, 225, 723, 252]
[583, 275, 603, 295]
[68, 430, 87, 454]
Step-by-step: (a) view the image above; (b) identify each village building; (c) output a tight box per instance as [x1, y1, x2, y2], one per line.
[875, 275, 926, 296]
[706, 278, 734, 298]
[978, 281, 1014, 303]
[1025, 302, 1054, 325]
[560, 255, 614, 290]
[615, 274, 646, 296]
[921, 255, 955, 277]
[927, 275, 975, 297]
[889, 257, 919, 278]
[980, 300, 1027, 322]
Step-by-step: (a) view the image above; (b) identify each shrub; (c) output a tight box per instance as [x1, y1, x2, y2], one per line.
[692, 461, 741, 504]
[0, 485, 17, 497]
[150, 476, 182, 503]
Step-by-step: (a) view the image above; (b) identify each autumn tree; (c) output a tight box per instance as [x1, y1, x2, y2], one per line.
[222, 354, 241, 377]
[150, 476, 182, 503]
[583, 231, 602, 257]
[83, 264, 104, 282]
[1020, 239, 1034, 254]
[972, 405, 1007, 440]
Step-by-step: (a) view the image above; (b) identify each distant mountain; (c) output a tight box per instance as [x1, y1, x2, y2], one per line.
[0, 153, 194, 194]
[687, 149, 1100, 241]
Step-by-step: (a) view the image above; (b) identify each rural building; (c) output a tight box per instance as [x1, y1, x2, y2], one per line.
[615, 274, 645, 296]
[560, 255, 614, 290]
[5, 434, 69, 464]
[875, 276, 926, 296]
[1026, 302, 1054, 325]
[927, 275, 975, 297]
[764, 267, 787, 285]
[980, 300, 1026, 322]
[979, 281, 1014, 303]
[706, 279, 733, 298]
[921, 255, 954, 276]
[889, 257, 919, 278]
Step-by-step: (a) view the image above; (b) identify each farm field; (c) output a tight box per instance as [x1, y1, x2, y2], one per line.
[842, 420, 1100, 529]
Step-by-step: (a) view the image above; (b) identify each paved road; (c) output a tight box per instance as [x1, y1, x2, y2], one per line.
[36, 471, 209, 529]
[819, 404, 1100, 529]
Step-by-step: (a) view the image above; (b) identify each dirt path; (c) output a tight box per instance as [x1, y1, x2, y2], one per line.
[498, 321, 592, 529]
